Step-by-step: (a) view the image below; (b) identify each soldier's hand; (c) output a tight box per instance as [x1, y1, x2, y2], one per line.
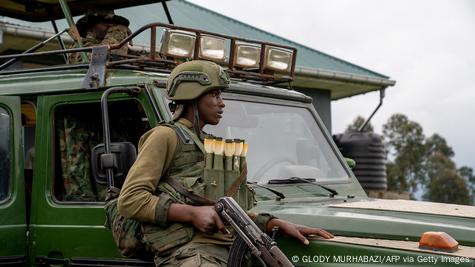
[190, 206, 227, 234]
[267, 219, 334, 245]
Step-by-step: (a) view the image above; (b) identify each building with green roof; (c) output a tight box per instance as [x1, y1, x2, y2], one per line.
[0, 0, 395, 131]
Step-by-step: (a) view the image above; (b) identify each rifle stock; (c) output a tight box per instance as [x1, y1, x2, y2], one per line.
[215, 197, 294, 267]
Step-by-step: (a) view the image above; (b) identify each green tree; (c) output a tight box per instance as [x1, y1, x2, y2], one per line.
[423, 152, 471, 204]
[458, 166, 475, 204]
[421, 135, 472, 204]
[425, 133, 454, 158]
[386, 162, 406, 191]
[458, 166, 474, 180]
[423, 134, 455, 184]
[425, 169, 471, 205]
[345, 115, 374, 133]
[382, 114, 426, 193]
[424, 152, 455, 179]
[382, 114, 472, 204]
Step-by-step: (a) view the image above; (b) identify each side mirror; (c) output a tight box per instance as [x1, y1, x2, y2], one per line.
[91, 142, 137, 188]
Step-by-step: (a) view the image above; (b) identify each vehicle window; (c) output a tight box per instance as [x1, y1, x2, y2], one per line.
[53, 99, 150, 202]
[0, 107, 11, 201]
[205, 100, 349, 184]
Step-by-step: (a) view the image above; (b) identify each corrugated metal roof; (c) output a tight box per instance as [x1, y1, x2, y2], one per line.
[164, 1, 389, 79]
[0, 0, 389, 80]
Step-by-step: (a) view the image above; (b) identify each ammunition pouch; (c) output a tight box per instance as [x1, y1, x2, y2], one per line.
[143, 184, 199, 256]
[161, 167, 254, 210]
[142, 222, 195, 256]
[204, 168, 225, 202]
[104, 199, 149, 259]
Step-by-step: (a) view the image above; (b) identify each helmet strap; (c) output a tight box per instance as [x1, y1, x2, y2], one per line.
[191, 101, 203, 139]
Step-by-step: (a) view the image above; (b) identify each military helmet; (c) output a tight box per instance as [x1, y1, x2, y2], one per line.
[167, 60, 230, 101]
[76, 9, 130, 37]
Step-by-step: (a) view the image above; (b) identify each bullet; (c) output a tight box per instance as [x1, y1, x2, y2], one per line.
[224, 139, 235, 171]
[213, 137, 224, 170]
[233, 139, 243, 172]
[240, 142, 248, 171]
[204, 138, 215, 169]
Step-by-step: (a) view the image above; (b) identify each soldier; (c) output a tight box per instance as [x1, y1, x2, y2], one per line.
[56, 111, 104, 201]
[70, 9, 131, 63]
[117, 60, 333, 266]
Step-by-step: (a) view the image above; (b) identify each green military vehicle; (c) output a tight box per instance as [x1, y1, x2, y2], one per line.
[0, 1, 474, 266]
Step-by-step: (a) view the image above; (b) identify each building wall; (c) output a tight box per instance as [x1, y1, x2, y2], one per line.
[295, 88, 332, 132]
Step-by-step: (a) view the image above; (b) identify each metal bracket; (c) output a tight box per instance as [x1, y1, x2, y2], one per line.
[82, 46, 108, 89]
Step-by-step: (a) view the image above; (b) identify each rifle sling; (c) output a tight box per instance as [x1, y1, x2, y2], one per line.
[164, 175, 215, 206]
[225, 163, 248, 198]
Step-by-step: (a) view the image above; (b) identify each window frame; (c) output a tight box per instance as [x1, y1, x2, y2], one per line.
[0, 105, 12, 203]
[38, 89, 157, 205]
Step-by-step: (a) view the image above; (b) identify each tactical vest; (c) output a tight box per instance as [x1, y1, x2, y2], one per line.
[142, 122, 256, 255]
[158, 121, 256, 210]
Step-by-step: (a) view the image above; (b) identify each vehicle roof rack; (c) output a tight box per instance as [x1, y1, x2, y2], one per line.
[0, 22, 297, 88]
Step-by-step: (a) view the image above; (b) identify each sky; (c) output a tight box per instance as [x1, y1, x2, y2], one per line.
[188, 0, 475, 170]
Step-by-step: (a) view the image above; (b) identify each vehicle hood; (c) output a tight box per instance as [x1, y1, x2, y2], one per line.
[253, 197, 475, 246]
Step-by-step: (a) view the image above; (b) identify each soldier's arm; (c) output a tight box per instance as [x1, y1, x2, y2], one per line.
[117, 126, 177, 223]
[266, 218, 334, 245]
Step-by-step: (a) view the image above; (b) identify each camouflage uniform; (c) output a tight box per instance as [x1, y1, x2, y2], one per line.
[57, 115, 106, 201]
[70, 9, 130, 63]
[156, 242, 228, 267]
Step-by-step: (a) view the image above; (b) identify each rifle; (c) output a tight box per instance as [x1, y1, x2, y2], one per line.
[215, 197, 294, 267]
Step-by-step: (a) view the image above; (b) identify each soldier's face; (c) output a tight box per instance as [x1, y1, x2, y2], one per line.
[197, 90, 225, 125]
[93, 22, 113, 40]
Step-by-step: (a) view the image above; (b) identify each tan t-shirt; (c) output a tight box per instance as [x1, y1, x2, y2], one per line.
[117, 120, 181, 223]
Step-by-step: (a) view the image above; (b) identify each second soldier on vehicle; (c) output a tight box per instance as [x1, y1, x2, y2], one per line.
[70, 9, 131, 63]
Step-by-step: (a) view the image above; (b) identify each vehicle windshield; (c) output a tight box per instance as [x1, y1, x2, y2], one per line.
[204, 99, 350, 184]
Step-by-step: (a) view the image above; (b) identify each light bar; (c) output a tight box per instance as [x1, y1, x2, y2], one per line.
[150, 23, 297, 81]
[264, 46, 294, 73]
[234, 42, 261, 68]
[159, 29, 196, 58]
[199, 35, 226, 62]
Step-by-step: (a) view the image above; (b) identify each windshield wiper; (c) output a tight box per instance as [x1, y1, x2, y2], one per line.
[247, 182, 286, 200]
[268, 177, 338, 197]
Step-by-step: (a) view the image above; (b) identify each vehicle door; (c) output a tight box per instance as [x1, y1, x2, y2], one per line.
[29, 88, 157, 266]
[0, 96, 27, 266]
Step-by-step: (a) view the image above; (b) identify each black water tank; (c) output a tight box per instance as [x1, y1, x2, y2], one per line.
[333, 132, 387, 190]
